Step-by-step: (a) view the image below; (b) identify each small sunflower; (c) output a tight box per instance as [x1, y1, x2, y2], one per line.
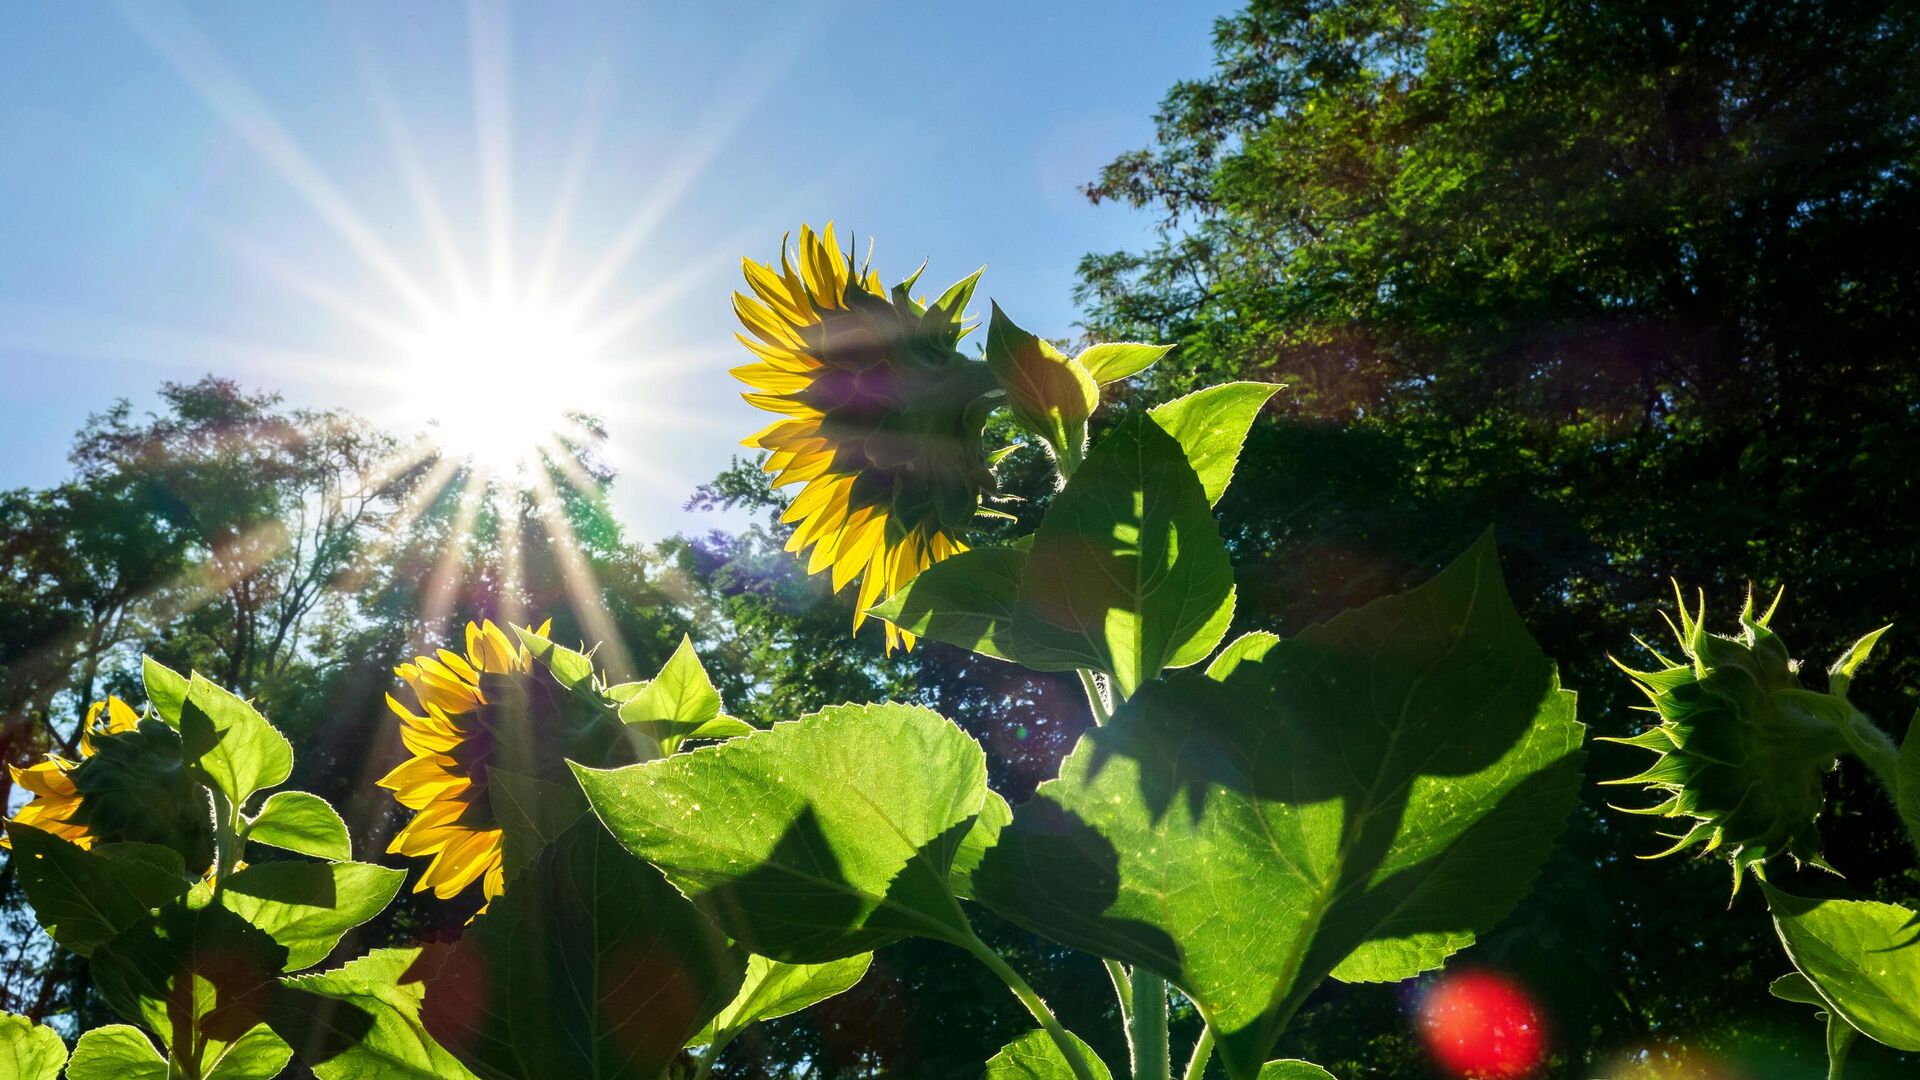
[3, 697, 140, 849]
[380, 618, 638, 908]
[733, 224, 1000, 650]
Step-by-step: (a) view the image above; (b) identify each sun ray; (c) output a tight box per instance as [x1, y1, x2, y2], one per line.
[415, 470, 492, 637]
[526, 59, 617, 308]
[526, 467, 635, 679]
[114, 0, 446, 323]
[467, 0, 516, 300]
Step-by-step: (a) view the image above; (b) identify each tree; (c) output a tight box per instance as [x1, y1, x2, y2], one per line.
[1077, 0, 1920, 1072]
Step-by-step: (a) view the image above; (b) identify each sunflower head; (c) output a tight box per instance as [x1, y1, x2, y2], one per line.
[1602, 588, 1848, 883]
[734, 224, 1002, 651]
[380, 619, 642, 905]
[5, 697, 214, 874]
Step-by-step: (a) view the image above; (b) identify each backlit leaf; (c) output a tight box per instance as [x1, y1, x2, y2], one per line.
[269, 948, 478, 1080]
[1766, 885, 1920, 1051]
[975, 534, 1583, 1079]
[981, 1029, 1113, 1080]
[693, 953, 873, 1049]
[7, 825, 187, 958]
[1146, 382, 1280, 506]
[1074, 342, 1173, 386]
[64, 1024, 166, 1080]
[180, 675, 292, 810]
[219, 860, 404, 972]
[141, 656, 189, 727]
[246, 791, 352, 862]
[577, 702, 990, 960]
[0, 1012, 65, 1080]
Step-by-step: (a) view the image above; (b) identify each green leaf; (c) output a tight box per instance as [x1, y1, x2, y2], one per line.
[1770, 971, 1825, 1006]
[141, 656, 189, 727]
[987, 303, 1099, 463]
[418, 817, 744, 1080]
[90, 885, 291, 1068]
[1828, 624, 1892, 691]
[269, 948, 477, 1080]
[180, 674, 292, 810]
[1074, 342, 1173, 386]
[1015, 414, 1236, 697]
[64, 1025, 166, 1080]
[577, 701, 990, 960]
[951, 790, 1012, 901]
[513, 625, 594, 689]
[1146, 382, 1280, 507]
[1259, 1062, 1337, 1080]
[693, 953, 873, 1049]
[219, 861, 405, 972]
[488, 767, 588, 884]
[975, 533, 1584, 1080]
[871, 548, 1082, 671]
[617, 636, 753, 752]
[0, 1013, 65, 1080]
[246, 791, 352, 861]
[202, 1025, 293, 1079]
[7, 826, 187, 957]
[981, 1029, 1113, 1080]
[1765, 885, 1920, 1051]
[1899, 710, 1920, 854]
[1205, 631, 1280, 681]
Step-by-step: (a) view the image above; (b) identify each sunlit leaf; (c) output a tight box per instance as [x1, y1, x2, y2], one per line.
[951, 790, 1012, 901]
[0, 1012, 65, 1080]
[419, 817, 743, 1080]
[981, 1029, 1113, 1080]
[246, 791, 352, 862]
[64, 1024, 166, 1080]
[1074, 342, 1174, 386]
[180, 674, 292, 810]
[577, 702, 990, 960]
[617, 636, 754, 752]
[1015, 414, 1235, 697]
[693, 953, 873, 1049]
[141, 656, 189, 727]
[219, 860, 404, 972]
[513, 625, 594, 689]
[870, 548, 1081, 670]
[201, 1024, 293, 1079]
[1259, 1062, 1336, 1080]
[987, 303, 1099, 464]
[1146, 382, 1280, 506]
[975, 534, 1583, 1079]
[1766, 885, 1920, 1051]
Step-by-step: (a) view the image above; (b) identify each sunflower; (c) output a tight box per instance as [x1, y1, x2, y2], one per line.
[733, 224, 1000, 651]
[2, 697, 140, 849]
[380, 618, 638, 908]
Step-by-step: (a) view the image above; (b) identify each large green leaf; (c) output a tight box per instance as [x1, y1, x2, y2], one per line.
[180, 675, 292, 810]
[1766, 885, 1920, 1051]
[576, 702, 990, 960]
[1146, 382, 1280, 506]
[269, 948, 477, 1080]
[7, 826, 187, 957]
[245, 791, 351, 862]
[418, 817, 744, 1080]
[64, 1025, 167, 1080]
[692, 953, 873, 1049]
[219, 861, 404, 972]
[974, 534, 1584, 1079]
[981, 1029, 1113, 1080]
[950, 790, 1013, 901]
[1015, 414, 1236, 697]
[89, 885, 291, 1072]
[0, 1012, 65, 1080]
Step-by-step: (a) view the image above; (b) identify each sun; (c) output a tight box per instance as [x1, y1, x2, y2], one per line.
[402, 300, 604, 475]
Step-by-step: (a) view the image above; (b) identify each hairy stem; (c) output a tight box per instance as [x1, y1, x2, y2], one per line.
[1179, 1026, 1214, 1080]
[1131, 968, 1169, 1080]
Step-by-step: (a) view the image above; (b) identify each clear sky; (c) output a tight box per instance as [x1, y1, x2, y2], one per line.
[0, 0, 1230, 535]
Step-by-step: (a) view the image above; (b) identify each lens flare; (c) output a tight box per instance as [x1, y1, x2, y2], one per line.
[1418, 969, 1547, 1079]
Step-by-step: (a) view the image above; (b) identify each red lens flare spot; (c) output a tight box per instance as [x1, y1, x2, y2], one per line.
[1419, 969, 1547, 1079]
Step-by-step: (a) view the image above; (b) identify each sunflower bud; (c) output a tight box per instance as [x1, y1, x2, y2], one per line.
[985, 303, 1099, 471]
[1602, 587, 1852, 885]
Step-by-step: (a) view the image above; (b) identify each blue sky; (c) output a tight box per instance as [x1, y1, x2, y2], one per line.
[0, 0, 1229, 534]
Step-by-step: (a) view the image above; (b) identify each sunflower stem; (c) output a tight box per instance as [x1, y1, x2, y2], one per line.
[209, 788, 242, 885]
[958, 930, 1103, 1080]
[1078, 669, 1112, 726]
[1130, 968, 1170, 1080]
[1180, 1025, 1214, 1080]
